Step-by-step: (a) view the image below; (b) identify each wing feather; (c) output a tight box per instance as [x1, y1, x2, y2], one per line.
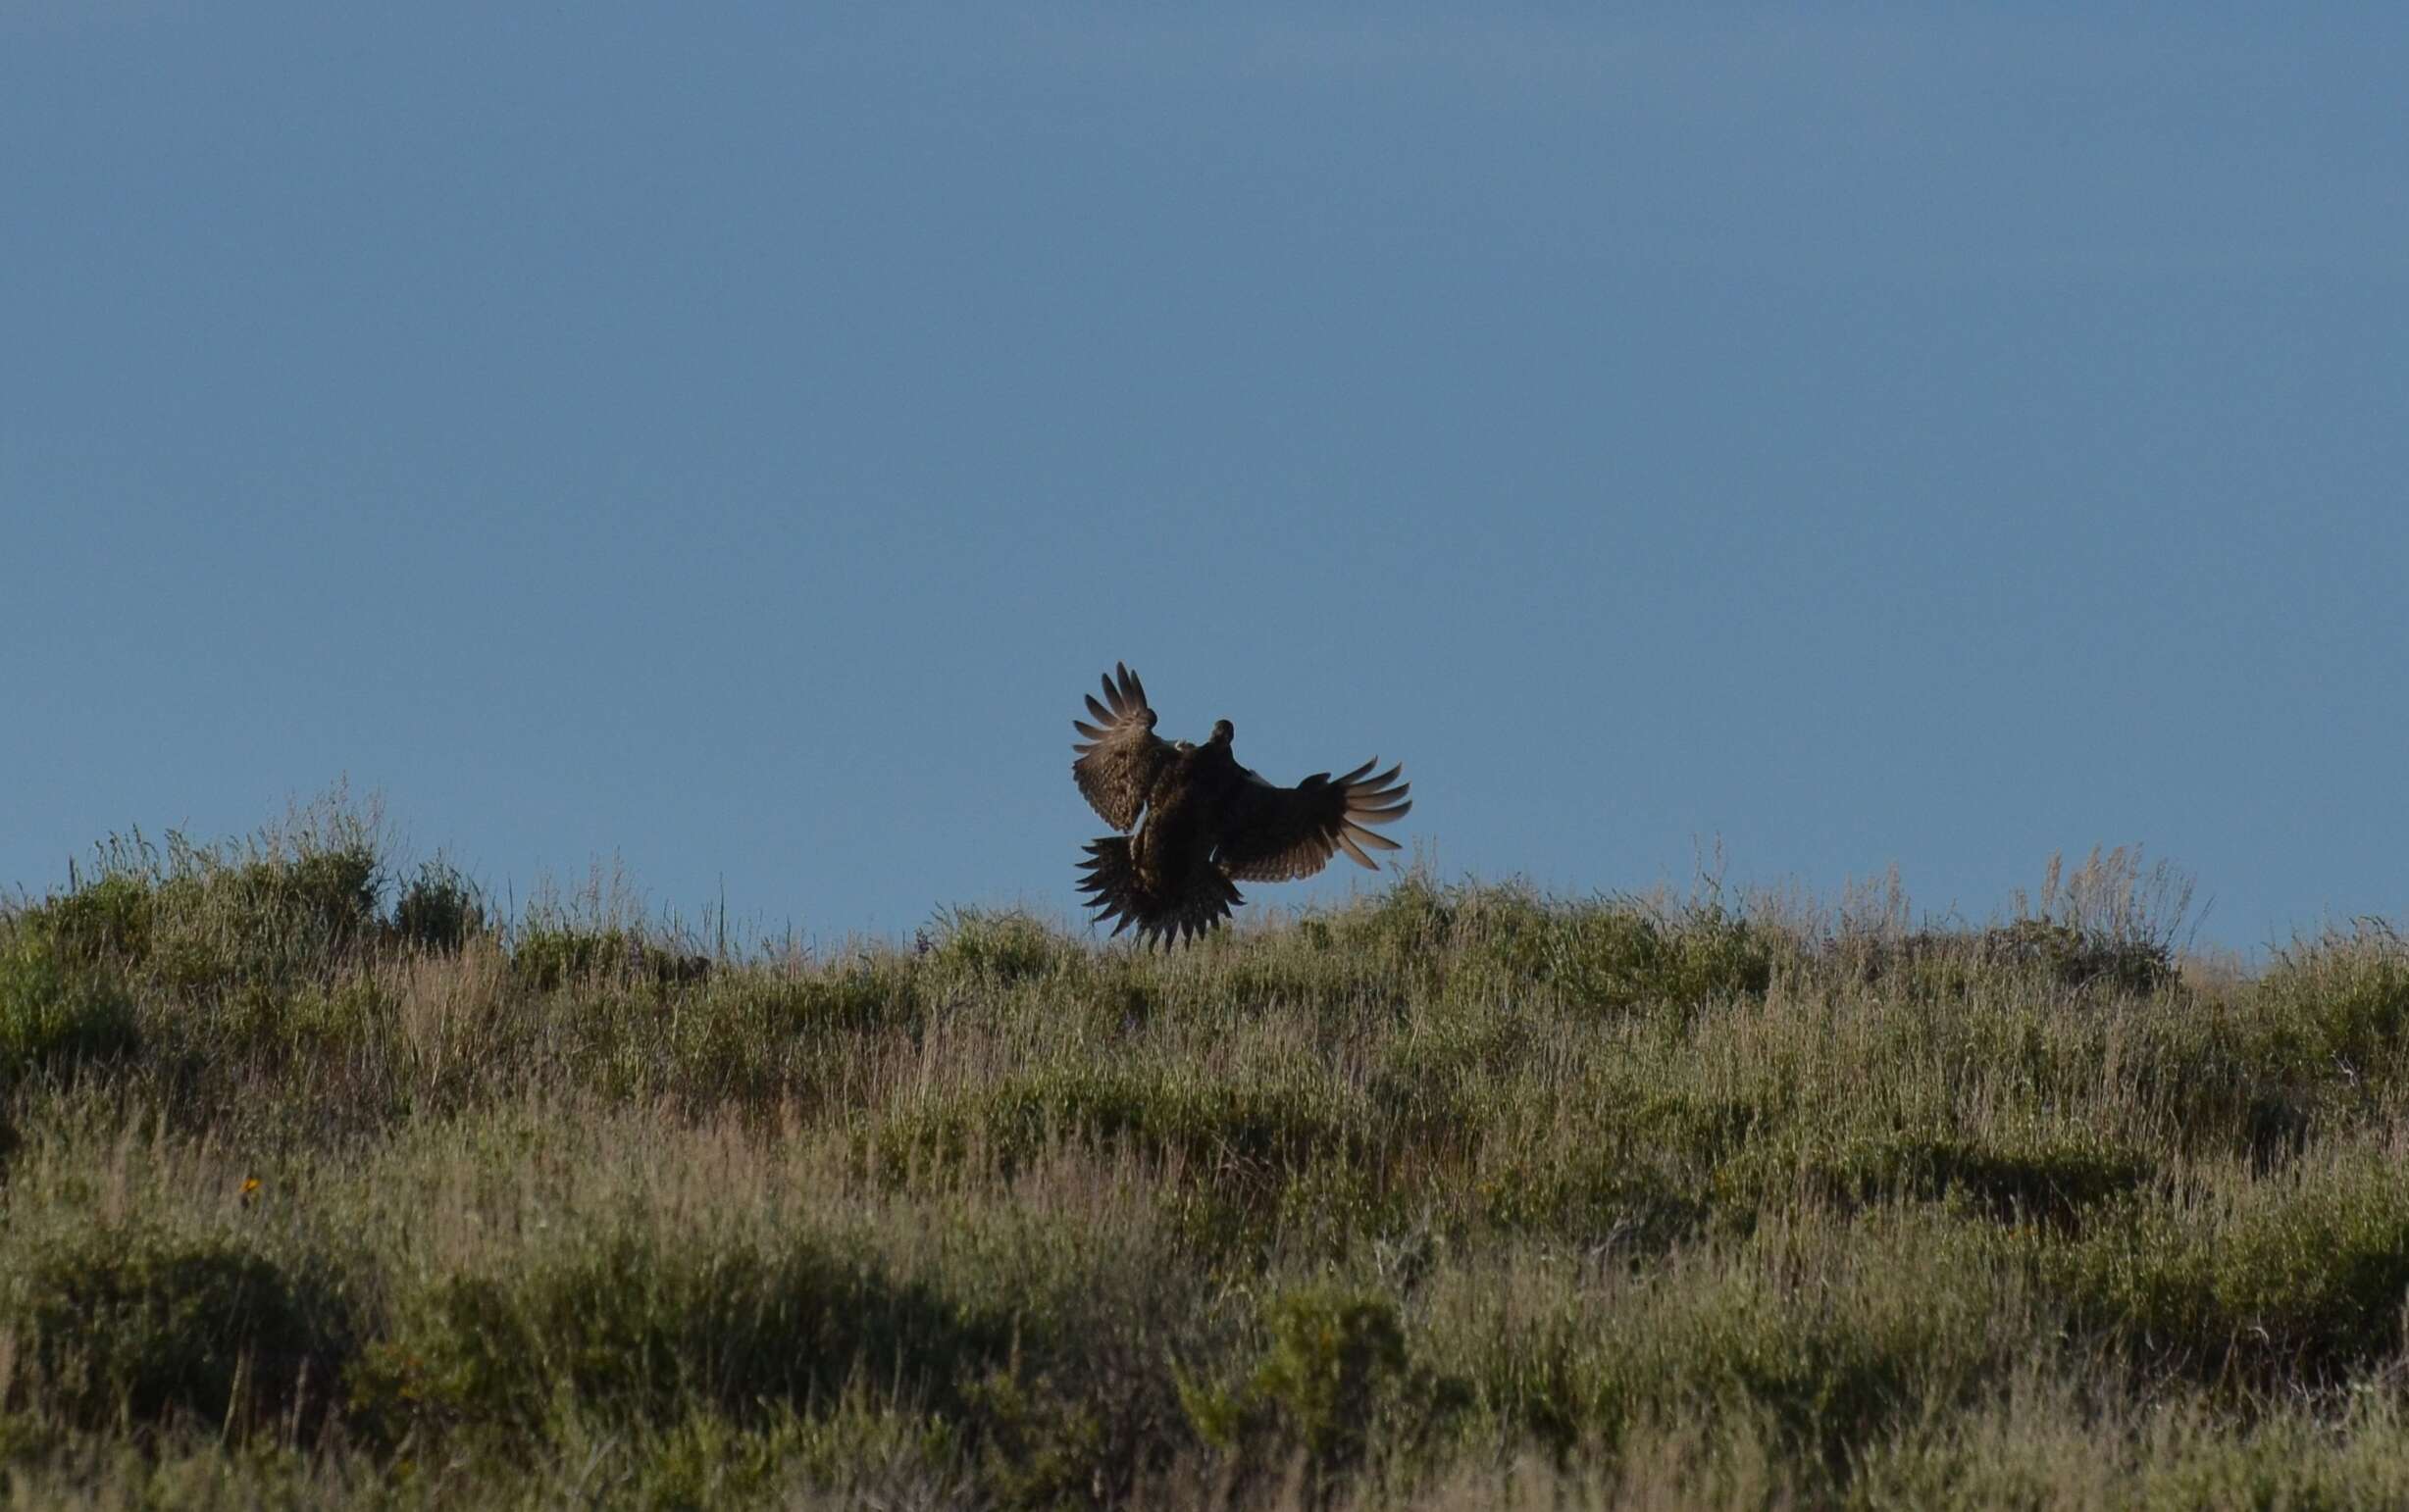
[1070, 662, 1171, 832]
[1212, 756, 1411, 882]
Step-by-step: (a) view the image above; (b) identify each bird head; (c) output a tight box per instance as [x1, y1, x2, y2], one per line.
[1209, 719, 1234, 745]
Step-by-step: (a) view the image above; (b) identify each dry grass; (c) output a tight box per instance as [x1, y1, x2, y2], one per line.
[5, 811, 2409, 1507]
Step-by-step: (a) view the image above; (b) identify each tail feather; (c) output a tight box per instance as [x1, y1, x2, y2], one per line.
[1076, 836, 1241, 947]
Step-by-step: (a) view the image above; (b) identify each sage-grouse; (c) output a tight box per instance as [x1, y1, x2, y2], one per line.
[1070, 663, 1410, 944]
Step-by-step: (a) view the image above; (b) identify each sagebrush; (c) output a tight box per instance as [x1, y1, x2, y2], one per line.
[4, 815, 2406, 1509]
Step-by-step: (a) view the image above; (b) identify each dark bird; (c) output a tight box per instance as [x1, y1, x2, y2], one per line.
[1070, 663, 1411, 945]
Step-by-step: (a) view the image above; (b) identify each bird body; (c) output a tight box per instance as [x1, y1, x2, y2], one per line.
[1130, 729, 1231, 885]
[1069, 665, 1410, 944]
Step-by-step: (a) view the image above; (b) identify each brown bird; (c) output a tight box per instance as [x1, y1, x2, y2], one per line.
[1070, 663, 1411, 944]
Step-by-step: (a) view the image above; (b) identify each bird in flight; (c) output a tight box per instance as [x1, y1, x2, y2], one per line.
[1069, 663, 1411, 945]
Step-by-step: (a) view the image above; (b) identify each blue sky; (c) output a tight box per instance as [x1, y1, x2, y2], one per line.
[5, 4, 2404, 951]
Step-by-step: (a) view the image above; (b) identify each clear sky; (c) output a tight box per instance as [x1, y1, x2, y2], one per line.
[6, 4, 2404, 952]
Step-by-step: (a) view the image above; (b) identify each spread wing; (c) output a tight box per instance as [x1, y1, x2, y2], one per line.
[1070, 663, 1172, 832]
[1211, 758, 1410, 882]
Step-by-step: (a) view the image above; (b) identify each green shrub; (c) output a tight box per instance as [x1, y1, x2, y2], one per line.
[1304, 879, 1780, 1013]
[260, 848, 382, 941]
[652, 962, 920, 1102]
[1183, 1285, 1468, 1503]
[0, 930, 138, 1077]
[613, 1400, 964, 1512]
[1475, 1156, 1712, 1252]
[4, 1224, 356, 1434]
[31, 812, 2409, 1506]
[1364, 1008, 1534, 1149]
[357, 1227, 1011, 1437]
[2053, 1153, 2409, 1385]
[21, 872, 156, 967]
[2258, 924, 2409, 1075]
[926, 908, 1065, 983]
[1843, 922, 2176, 1003]
[1737, 1128, 2152, 1225]
[26, 832, 387, 995]
[635, 966, 917, 1109]
[1330, 874, 1458, 961]
[1977, 919, 2176, 996]
[512, 926, 709, 992]
[958, 1364, 1111, 1507]
[390, 860, 487, 952]
[153, 848, 384, 988]
[780, 960, 917, 1031]
[1546, 901, 1777, 1013]
[205, 979, 392, 1065]
[513, 926, 637, 990]
[871, 1066, 1359, 1195]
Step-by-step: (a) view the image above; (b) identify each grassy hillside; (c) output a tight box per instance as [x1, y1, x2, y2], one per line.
[6, 804, 2409, 1508]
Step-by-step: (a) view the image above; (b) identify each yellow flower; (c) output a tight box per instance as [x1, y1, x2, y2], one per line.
[240, 1178, 262, 1200]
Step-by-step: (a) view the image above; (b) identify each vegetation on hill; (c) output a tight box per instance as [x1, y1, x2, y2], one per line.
[5, 800, 2409, 1508]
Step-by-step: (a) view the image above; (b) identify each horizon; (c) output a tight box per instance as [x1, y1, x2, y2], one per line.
[5, 786, 2239, 971]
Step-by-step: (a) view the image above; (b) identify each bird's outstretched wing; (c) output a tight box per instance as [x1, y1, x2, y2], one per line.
[1212, 758, 1410, 882]
[1071, 663, 1172, 832]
